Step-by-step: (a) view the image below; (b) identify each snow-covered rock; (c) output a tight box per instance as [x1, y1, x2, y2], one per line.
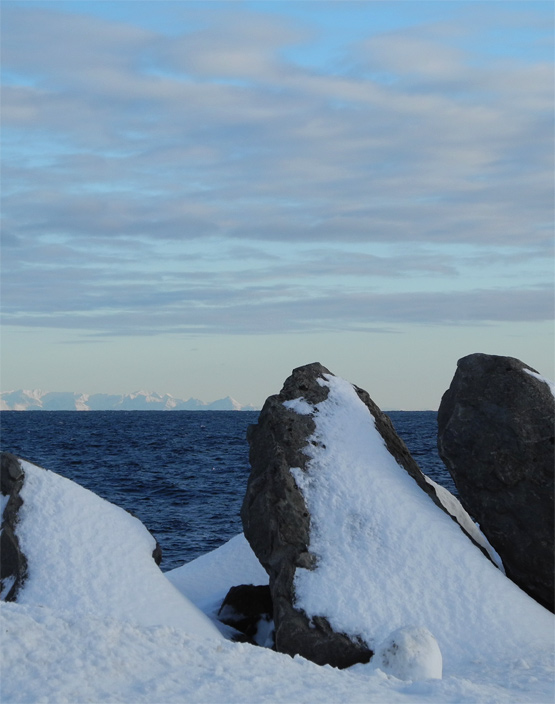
[242, 362, 554, 674]
[242, 363, 507, 668]
[1, 455, 222, 640]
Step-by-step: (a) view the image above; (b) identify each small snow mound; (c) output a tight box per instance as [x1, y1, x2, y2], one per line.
[374, 626, 443, 681]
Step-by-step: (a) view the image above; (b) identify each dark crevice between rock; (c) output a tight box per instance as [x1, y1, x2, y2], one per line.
[217, 584, 275, 647]
[1, 452, 28, 601]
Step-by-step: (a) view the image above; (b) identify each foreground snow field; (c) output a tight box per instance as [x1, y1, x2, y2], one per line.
[3, 596, 554, 704]
[1, 444, 554, 702]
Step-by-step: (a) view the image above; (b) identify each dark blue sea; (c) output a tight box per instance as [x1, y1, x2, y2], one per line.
[0, 411, 454, 572]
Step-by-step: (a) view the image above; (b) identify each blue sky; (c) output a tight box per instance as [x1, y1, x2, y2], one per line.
[1, 1, 553, 409]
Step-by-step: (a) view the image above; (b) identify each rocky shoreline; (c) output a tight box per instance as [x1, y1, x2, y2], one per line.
[2, 353, 553, 677]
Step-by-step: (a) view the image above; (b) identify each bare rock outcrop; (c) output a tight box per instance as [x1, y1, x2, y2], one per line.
[437, 353, 555, 612]
[1, 453, 28, 601]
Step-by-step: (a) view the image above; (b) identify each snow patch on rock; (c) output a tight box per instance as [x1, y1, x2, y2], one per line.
[524, 368, 555, 398]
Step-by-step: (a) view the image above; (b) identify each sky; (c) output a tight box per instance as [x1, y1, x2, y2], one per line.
[1, 0, 553, 410]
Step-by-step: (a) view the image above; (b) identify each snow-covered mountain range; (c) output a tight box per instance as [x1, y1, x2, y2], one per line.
[0, 389, 259, 412]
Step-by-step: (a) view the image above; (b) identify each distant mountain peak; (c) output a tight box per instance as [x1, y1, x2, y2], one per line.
[0, 389, 259, 412]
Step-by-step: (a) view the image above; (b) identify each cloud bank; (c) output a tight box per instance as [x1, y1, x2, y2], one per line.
[1, 3, 553, 337]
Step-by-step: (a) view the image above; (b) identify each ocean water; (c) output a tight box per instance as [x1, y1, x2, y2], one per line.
[0, 410, 454, 572]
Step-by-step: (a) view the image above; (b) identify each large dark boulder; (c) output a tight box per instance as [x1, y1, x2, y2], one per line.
[437, 353, 555, 612]
[1, 453, 28, 601]
[241, 362, 493, 668]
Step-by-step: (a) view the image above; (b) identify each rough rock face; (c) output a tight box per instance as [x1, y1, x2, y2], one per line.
[1, 453, 28, 601]
[437, 353, 555, 612]
[241, 362, 491, 668]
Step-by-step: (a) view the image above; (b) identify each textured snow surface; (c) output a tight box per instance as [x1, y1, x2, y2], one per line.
[2, 525, 555, 703]
[15, 460, 222, 640]
[5, 598, 553, 704]
[3, 536, 554, 704]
